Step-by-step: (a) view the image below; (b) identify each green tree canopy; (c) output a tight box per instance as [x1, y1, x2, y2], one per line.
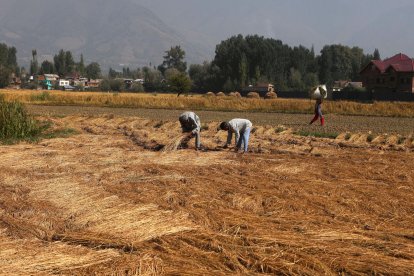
[39, 60, 55, 74]
[85, 62, 101, 79]
[158, 45, 187, 74]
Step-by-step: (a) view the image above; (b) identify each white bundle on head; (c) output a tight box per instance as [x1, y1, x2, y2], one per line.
[310, 84, 328, 99]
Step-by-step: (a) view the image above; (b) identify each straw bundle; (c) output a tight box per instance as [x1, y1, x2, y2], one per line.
[162, 134, 187, 152]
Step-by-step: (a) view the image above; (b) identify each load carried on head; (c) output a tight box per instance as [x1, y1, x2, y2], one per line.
[310, 84, 328, 99]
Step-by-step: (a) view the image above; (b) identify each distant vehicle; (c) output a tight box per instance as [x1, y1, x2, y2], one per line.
[62, 85, 76, 91]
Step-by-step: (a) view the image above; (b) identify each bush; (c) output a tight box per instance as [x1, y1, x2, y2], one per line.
[128, 82, 145, 93]
[0, 95, 41, 142]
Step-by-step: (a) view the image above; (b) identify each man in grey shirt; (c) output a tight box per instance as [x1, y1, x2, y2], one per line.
[179, 111, 201, 149]
[219, 118, 252, 153]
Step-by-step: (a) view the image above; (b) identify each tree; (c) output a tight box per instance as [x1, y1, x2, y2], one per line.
[65, 51, 75, 74]
[85, 62, 101, 79]
[0, 66, 11, 88]
[30, 49, 38, 76]
[373, 48, 381, 60]
[142, 66, 163, 92]
[108, 67, 118, 79]
[39, 60, 55, 74]
[158, 45, 187, 73]
[166, 71, 192, 96]
[288, 67, 304, 90]
[77, 54, 85, 76]
[54, 50, 66, 76]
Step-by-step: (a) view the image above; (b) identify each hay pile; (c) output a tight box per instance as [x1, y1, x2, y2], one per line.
[247, 92, 260, 99]
[162, 134, 188, 152]
[265, 91, 277, 99]
[215, 92, 226, 97]
[228, 91, 241, 98]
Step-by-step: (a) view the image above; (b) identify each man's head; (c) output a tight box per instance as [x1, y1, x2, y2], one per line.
[219, 121, 229, 131]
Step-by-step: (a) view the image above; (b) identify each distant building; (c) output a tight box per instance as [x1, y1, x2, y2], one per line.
[87, 79, 102, 88]
[43, 74, 60, 81]
[59, 79, 70, 87]
[360, 53, 414, 93]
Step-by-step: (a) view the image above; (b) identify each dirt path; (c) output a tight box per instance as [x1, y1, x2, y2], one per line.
[27, 104, 414, 135]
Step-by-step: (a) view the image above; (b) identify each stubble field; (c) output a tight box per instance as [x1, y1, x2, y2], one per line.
[1, 112, 413, 275]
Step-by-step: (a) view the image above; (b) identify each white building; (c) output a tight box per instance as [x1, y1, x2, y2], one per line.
[59, 79, 70, 87]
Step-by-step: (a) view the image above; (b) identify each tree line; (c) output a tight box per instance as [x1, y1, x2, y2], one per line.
[0, 35, 381, 92]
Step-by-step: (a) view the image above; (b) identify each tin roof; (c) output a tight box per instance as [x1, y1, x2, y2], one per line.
[368, 53, 414, 73]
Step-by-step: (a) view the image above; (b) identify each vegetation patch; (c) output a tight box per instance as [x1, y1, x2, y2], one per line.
[0, 96, 77, 143]
[0, 95, 42, 143]
[30, 91, 54, 102]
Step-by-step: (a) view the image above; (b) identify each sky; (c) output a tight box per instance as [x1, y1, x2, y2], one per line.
[0, 0, 413, 68]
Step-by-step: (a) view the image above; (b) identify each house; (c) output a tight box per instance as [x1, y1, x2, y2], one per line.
[360, 53, 414, 93]
[44, 74, 60, 81]
[8, 73, 21, 89]
[59, 79, 70, 87]
[87, 79, 102, 88]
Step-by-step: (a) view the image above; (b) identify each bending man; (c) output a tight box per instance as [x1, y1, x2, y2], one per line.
[179, 111, 201, 150]
[219, 118, 252, 153]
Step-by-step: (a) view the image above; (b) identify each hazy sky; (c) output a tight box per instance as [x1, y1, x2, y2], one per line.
[1, 0, 413, 67]
[137, 0, 414, 58]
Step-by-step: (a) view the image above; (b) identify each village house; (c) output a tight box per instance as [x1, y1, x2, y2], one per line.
[360, 53, 414, 93]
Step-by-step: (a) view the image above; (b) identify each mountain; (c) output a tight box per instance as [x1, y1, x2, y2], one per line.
[137, 0, 414, 59]
[0, 0, 210, 70]
[0, 0, 413, 71]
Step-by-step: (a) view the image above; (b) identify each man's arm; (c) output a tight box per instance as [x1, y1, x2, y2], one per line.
[225, 130, 233, 147]
[192, 116, 201, 134]
[234, 130, 240, 147]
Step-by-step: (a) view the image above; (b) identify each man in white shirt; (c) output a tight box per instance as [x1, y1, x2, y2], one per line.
[219, 118, 252, 153]
[179, 111, 201, 149]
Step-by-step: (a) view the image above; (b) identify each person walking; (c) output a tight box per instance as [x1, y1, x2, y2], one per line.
[309, 98, 325, 126]
[219, 118, 252, 153]
[179, 111, 202, 150]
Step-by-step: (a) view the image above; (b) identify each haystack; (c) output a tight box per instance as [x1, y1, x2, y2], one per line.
[247, 92, 260, 99]
[265, 92, 277, 99]
[216, 92, 226, 97]
[205, 92, 215, 97]
[228, 91, 241, 98]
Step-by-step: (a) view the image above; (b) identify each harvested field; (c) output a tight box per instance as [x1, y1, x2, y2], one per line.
[27, 104, 414, 135]
[1, 114, 414, 275]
